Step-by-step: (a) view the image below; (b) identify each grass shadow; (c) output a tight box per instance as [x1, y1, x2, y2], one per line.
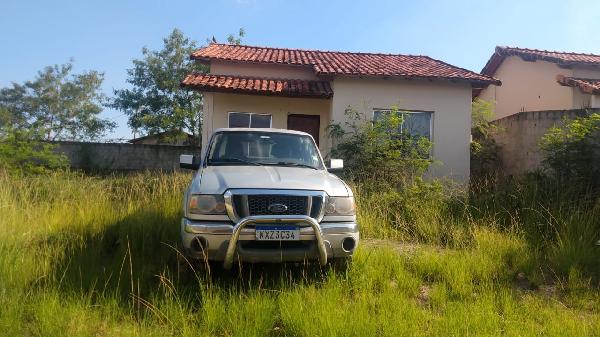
[42, 207, 334, 307]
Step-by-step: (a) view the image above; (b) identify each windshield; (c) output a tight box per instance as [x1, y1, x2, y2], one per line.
[207, 131, 324, 170]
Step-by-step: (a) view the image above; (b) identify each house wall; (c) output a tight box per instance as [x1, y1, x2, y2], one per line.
[571, 65, 600, 79]
[202, 92, 331, 153]
[478, 56, 574, 119]
[210, 60, 318, 80]
[331, 77, 473, 182]
[479, 57, 600, 119]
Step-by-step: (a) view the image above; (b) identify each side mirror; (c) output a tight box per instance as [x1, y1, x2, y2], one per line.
[180, 154, 200, 170]
[328, 158, 344, 171]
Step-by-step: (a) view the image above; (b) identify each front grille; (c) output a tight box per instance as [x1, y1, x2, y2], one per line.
[230, 191, 324, 219]
[247, 195, 307, 216]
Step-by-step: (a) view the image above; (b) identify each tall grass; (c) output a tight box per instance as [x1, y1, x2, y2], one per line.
[0, 170, 599, 336]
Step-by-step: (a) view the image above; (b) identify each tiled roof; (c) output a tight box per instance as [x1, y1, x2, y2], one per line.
[482, 46, 600, 76]
[191, 43, 500, 86]
[181, 74, 334, 98]
[556, 75, 600, 95]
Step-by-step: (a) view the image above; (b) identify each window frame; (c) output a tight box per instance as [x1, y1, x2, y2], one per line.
[228, 111, 273, 128]
[372, 108, 434, 141]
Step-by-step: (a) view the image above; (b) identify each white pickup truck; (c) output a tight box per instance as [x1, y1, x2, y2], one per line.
[179, 128, 359, 269]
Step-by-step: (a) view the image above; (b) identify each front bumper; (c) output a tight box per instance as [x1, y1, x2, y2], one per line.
[181, 216, 359, 269]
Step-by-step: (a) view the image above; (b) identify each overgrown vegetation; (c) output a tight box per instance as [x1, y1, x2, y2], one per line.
[0, 171, 598, 336]
[1, 102, 599, 336]
[540, 112, 600, 188]
[328, 106, 433, 190]
[470, 98, 502, 178]
[0, 126, 67, 173]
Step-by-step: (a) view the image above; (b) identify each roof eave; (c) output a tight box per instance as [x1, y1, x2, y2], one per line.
[326, 72, 500, 86]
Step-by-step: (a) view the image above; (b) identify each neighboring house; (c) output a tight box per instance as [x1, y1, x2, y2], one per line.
[478, 46, 600, 120]
[181, 43, 499, 181]
[129, 130, 197, 146]
[476, 47, 600, 175]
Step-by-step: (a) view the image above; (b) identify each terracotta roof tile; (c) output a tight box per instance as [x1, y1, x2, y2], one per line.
[191, 43, 499, 86]
[181, 74, 333, 98]
[482, 46, 600, 76]
[556, 75, 600, 95]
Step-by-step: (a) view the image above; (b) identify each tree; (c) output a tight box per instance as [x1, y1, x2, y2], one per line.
[113, 28, 246, 144]
[0, 62, 115, 141]
[111, 29, 206, 143]
[209, 28, 246, 45]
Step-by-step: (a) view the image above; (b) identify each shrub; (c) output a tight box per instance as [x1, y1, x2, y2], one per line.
[540, 112, 600, 185]
[0, 126, 68, 173]
[470, 98, 502, 179]
[328, 106, 433, 190]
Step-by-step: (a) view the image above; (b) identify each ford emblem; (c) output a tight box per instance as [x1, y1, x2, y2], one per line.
[268, 203, 288, 213]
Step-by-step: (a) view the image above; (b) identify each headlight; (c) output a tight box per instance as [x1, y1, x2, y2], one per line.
[325, 196, 355, 216]
[187, 194, 226, 215]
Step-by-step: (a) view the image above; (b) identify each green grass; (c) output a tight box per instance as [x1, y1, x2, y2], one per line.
[0, 171, 599, 336]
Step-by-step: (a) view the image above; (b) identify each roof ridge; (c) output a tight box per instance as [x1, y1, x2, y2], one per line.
[497, 46, 600, 57]
[206, 42, 428, 58]
[187, 72, 330, 83]
[420, 55, 500, 83]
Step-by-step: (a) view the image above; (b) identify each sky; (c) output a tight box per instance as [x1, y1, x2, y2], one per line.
[1, 0, 599, 140]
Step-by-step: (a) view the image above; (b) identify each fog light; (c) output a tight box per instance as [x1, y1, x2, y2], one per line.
[341, 237, 356, 252]
[191, 236, 208, 253]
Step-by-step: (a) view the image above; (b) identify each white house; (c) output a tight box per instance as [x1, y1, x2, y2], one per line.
[182, 43, 499, 182]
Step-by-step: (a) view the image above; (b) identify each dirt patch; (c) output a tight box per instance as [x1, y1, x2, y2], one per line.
[361, 238, 421, 254]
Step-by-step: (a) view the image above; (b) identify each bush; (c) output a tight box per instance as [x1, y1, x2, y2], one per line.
[0, 126, 68, 173]
[470, 98, 502, 179]
[328, 106, 432, 190]
[540, 112, 600, 185]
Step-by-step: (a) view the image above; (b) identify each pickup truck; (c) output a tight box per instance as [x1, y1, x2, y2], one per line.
[179, 128, 359, 269]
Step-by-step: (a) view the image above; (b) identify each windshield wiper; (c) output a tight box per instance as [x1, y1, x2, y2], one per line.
[209, 158, 262, 166]
[273, 162, 318, 170]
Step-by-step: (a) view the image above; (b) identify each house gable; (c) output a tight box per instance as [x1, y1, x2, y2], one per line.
[479, 46, 600, 119]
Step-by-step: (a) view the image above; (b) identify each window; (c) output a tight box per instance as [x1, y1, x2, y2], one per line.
[228, 112, 272, 128]
[373, 109, 433, 140]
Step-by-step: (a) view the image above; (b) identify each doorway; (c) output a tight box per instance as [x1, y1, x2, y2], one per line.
[287, 114, 321, 146]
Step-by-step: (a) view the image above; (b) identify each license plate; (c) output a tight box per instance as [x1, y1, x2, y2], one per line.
[255, 225, 300, 241]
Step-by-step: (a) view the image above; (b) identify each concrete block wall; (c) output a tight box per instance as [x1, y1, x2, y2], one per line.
[53, 141, 201, 171]
[492, 109, 594, 175]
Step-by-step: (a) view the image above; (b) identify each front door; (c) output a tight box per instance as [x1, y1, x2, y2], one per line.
[287, 114, 321, 146]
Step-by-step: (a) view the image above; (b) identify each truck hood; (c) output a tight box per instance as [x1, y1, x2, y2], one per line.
[190, 165, 351, 196]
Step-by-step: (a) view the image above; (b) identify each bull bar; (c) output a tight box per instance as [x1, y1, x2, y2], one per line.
[223, 214, 328, 270]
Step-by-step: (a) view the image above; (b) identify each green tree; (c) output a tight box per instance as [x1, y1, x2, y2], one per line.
[112, 29, 206, 143]
[540, 112, 600, 184]
[0, 62, 115, 141]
